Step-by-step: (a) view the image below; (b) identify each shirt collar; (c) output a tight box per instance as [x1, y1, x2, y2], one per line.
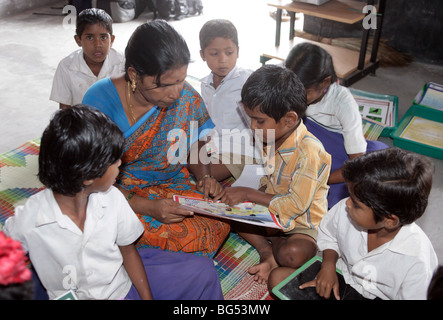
[69, 49, 114, 78]
[202, 65, 240, 88]
[35, 189, 108, 229]
[34, 189, 67, 228]
[362, 223, 423, 257]
[386, 223, 422, 256]
[275, 122, 308, 164]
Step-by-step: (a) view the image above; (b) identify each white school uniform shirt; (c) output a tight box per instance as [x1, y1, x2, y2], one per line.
[317, 199, 438, 300]
[306, 82, 367, 155]
[201, 66, 256, 157]
[50, 48, 125, 106]
[4, 186, 144, 300]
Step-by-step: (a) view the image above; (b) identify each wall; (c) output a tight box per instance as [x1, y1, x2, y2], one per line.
[303, 0, 443, 65]
[0, 0, 61, 18]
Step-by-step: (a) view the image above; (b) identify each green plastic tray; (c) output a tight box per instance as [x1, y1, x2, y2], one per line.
[392, 104, 443, 160]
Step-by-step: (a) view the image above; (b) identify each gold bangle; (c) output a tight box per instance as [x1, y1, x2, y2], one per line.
[200, 174, 213, 180]
[126, 192, 135, 202]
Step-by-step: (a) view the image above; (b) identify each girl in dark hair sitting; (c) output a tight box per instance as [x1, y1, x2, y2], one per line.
[3, 106, 223, 300]
[285, 43, 388, 208]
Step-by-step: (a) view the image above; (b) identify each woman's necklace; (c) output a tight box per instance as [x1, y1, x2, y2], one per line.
[126, 81, 137, 125]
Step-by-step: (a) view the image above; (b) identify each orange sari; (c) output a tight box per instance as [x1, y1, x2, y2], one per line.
[117, 83, 230, 258]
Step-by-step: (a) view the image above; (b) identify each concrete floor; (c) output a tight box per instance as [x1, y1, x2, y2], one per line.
[0, 0, 442, 262]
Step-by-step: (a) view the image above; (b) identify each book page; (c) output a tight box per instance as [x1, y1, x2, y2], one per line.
[400, 116, 443, 149]
[361, 117, 386, 141]
[173, 195, 283, 229]
[355, 96, 393, 127]
[416, 82, 443, 111]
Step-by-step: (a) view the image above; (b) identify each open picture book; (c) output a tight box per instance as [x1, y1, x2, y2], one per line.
[173, 195, 284, 229]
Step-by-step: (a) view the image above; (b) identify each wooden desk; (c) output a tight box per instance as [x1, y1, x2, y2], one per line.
[263, 0, 387, 86]
[269, 0, 367, 46]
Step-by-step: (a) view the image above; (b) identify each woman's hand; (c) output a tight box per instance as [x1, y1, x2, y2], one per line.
[150, 198, 194, 224]
[197, 176, 223, 200]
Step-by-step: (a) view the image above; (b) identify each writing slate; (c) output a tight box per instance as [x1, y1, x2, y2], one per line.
[272, 256, 363, 300]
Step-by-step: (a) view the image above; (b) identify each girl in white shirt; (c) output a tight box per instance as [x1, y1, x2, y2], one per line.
[4, 106, 223, 300]
[285, 43, 388, 208]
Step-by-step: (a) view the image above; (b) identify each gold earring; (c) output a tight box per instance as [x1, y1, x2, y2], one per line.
[131, 79, 136, 93]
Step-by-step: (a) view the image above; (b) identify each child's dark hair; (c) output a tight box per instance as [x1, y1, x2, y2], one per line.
[124, 20, 190, 85]
[241, 65, 307, 122]
[428, 266, 443, 300]
[199, 19, 239, 50]
[38, 105, 124, 196]
[343, 148, 433, 225]
[76, 8, 113, 38]
[285, 43, 337, 88]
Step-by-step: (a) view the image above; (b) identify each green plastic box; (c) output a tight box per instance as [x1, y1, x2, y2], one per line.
[413, 82, 443, 111]
[350, 88, 399, 138]
[392, 104, 443, 160]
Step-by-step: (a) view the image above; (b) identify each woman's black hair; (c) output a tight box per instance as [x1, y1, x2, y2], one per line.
[343, 148, 433, 225]
[241, 65, 307, 122]
[38, 105, 125, 196]
[199, 19, 239, 50]
[76, 8, 113, 37]
[124, 20, 191, 85]
[285, 43, 337, 88]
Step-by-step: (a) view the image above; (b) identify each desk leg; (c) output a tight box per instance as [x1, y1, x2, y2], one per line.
[288, 11, 296, 40]
[358, 28, 370, 70]
[275, 8, 282, 46]
[371, 0, 386, 63]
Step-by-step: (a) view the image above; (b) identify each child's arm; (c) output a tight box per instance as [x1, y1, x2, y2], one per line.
[300, 200, 344, 299]
[187, 140, 224, 200]
[59, 103, 71, 109]
[116, 186, 194, 224]
[119, 244, 153, 300]
[299, 249, 341, 300]
[328, 152, 363, 184]
[213, 187, 274, 207]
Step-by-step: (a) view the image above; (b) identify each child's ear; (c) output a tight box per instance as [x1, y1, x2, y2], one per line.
[74, 35, 82, 47]
[284, 111, 299, 127]
[322, 76, 332, 88]
[110, 34, 115, 46]
[384, 214, 400, 230]
[200, 50, 206, 61]
[83, 179, 94, 187]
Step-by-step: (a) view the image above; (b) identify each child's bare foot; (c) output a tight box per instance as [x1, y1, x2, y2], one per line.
[248, 252, 278, 284]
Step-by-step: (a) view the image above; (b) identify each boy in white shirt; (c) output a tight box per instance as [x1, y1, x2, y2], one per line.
[297, 148, 438, 300]
[199, 19, 261, 183]
[50, 8, 124, 109]
[3, 106, 223, 300]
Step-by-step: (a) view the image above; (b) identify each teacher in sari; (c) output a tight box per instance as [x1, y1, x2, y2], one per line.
[82, 20, 230, 258]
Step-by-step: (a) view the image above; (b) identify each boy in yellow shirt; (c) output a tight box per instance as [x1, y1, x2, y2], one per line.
[214, 65, 331, 286]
